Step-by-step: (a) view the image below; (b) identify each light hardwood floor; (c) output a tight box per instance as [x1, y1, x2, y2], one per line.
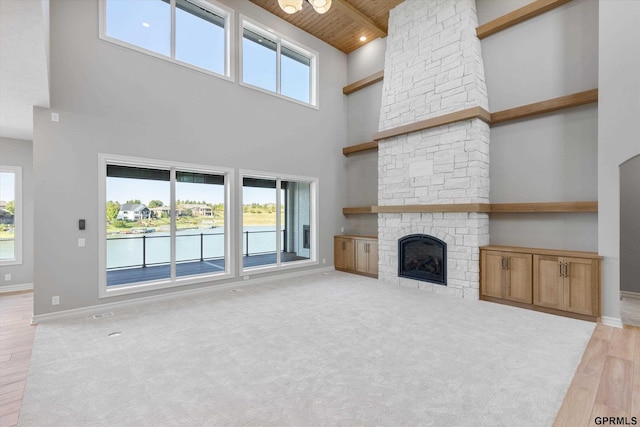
[0, 292, 35, 427]
[554, 323, 640, 426]
[0, 291, 638, 426]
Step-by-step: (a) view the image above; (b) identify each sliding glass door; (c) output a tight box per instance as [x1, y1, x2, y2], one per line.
[241, 173, 315, 271]
[101, 155, 230, 296]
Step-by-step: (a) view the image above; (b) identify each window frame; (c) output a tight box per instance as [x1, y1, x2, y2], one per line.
[98, 0, 234, 81]
[240, 16, 319, 108]
[239, 169, 318, 275]
[0, 166, 22, 266]
[98, 154, 235, 298]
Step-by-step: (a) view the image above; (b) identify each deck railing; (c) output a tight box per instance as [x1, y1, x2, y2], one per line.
[106, 230, 285, 270]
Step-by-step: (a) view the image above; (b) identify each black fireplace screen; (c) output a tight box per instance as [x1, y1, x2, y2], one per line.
[398, 234, 446, 285]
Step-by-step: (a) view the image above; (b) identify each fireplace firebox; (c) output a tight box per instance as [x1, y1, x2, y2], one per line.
[398, 234, 446, 285]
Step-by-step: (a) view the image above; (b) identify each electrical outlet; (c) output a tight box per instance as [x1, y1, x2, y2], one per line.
[78, 238, 86, 247]
[4, 274, 11, 281]
[52, 296, 60, 305]
[322, 258, 326, 264]
[340, 227, 344, 233]
[243, 275, 250, 281]
[51, 112, 59, 122]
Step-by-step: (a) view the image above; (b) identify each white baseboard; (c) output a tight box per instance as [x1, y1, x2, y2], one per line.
[32, 267, 336, 324]
[600, 316, 624, 328]
[0, 282, 34, 293]
[620, 291, 640, 301]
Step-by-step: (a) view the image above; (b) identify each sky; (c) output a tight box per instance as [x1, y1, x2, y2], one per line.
[0, 172, 15, 202]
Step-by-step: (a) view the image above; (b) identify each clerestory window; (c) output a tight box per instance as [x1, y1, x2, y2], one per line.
[101, 0, 231, 78]
[241, 19, 317, 106]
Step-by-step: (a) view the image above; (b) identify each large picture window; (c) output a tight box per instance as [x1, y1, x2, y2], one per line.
[101, 0, 231, 78]
[0, 166, 22, 266]
[99, 155, 231, 297]
[241, 172, 316, 272]
[242, 19, 316, 106]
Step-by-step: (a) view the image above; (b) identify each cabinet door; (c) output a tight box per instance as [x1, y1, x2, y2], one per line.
[366, 240, 378, 275]
[344, 239, 355, 271]
[334, 238, 346, 269]
[533, 255, 563, 310]
[481, 250, 505, 299]
[563, 257, 597, 316]
[505, 253, 532, 303]
[355, 239, 369, 273]
[334, 237, 354, 271]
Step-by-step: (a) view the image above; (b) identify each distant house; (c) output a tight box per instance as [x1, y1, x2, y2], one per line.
[150, 206, 171, 218]
[117, 204, 151, 221]
[179, 204, 213, 217]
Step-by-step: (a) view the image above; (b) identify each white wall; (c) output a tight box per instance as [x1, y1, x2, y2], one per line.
[344, 37, 386, 236]
[477, 0, 599, 253]
[599, 0, 640, 317]
[32, 0, 347, 315]
[480, 0, 598, 112]
[0, 137, 33, 290]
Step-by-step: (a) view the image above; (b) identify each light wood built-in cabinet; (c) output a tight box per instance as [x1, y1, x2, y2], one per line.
[334, 235, 378, 278]
[355, 238, 378, 277]
[533, 255, 599, 316]
[481, 250, 532, 304]
[480, 245, 601, 321]
[334, 236, 355, 271]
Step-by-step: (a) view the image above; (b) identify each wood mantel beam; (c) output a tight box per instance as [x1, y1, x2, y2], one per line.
[342, 201, 599, 215]
[373, 107, 491, 141]
[333, 0, 388, 39]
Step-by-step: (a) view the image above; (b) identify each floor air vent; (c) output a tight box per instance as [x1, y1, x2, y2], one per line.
[93, 312, 114, 319]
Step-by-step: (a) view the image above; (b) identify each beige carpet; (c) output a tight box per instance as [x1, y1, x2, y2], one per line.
[20, 272, 594, 426]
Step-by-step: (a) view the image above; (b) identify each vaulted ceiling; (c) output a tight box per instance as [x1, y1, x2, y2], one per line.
[248, 0, 403, 54]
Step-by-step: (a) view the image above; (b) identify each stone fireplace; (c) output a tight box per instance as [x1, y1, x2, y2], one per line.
[376, 0, 490, 299]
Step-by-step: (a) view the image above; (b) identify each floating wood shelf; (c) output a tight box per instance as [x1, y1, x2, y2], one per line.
[490, 89, 598, 125]
[343, 141, 378, 156]
[343, 70, 384, 95]
[373, 107, 491, 141]
[342, 206, 376, 214]
[490, 201, 598, 213]
[373, 203, 492, 214]
[342, 90, 598, 153]
[476, 0, 573, 40]
[342, 201, 598, 215]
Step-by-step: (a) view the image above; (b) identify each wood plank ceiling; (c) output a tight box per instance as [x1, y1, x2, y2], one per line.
[248, 0, 404, 54]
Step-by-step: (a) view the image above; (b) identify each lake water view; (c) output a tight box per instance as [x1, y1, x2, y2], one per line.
[0, 239, 15, 260]
[107, 225, 279, 269]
